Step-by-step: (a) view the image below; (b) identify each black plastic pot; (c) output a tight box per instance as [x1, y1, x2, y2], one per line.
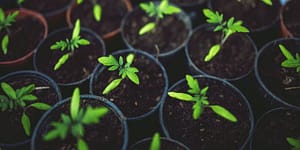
[160, 75, 254, 150]
[0, 70, 62, 149]
[250, 107, 300, 150]
[31, 94, 128, 150]
[255, 37, 300, 110]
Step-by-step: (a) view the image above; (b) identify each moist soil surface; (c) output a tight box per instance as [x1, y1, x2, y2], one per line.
[91, 52, 166, 118]
[35, 29, 105, 85]
[256, 39, 300, 107]
[282, 0, 300, 37]
[33, 99, 124, 150]
[251, 108, 300, 150]
[210, 0, 280, 31]
[187, 25, 255, 79]
[70, 0, 129, 37]
[162, 77, 252, 149]
[21, 0, 72, 15]
[0, 13, 45, 62]
[122, 8, 189, 55]
[130, 138, 187, 150]
[0, 75, 60, 144]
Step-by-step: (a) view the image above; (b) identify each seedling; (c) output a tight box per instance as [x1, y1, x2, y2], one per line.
[0, 82, 51, 136]
[202, 8, 249, 62]
[0, 8, 19, 55]
[98, 53, 140, 94]
[77, 0, 102, 22]
[168, 75, 237, 122]
[138, 0, 181, 35]
[150, 132, 160, 150]
[279, 44, 300, 73]
[50, 19, 90, 70]
[287, 137, 300, 150]
[43, 88, 109, 150]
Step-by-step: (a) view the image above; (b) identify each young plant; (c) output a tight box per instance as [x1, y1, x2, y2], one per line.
[43, 88, 109, 150]
[150, 132, 160, 150]
[286, 137, 300, 150]
[50, 19, 90, 70]
[202, 8, 249, 62]
[0, 82, 51, 136]
[168, 75, 238, 122]
[279, 44, 300, 72]
[77, 0, 102, 22]
[98, 53, 140, 94]
[138, 0, 181, 35]
[0, 8, 19, 55]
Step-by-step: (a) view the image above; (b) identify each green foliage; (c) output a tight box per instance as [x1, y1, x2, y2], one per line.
[261, 0, 272, 6]
[202, 8, 249, 62]
[168, 75, 238, 122]
[98, 53, 140, 94]
[17, 0, 24, 4]
[287, 137, 300, 150]
[44, 88, 109, 150]
[138, 0, 181, 35]
[76, 0, 102, 22]
[0, 9, 19, 55]
[50, 19, 90, 70]
[150, 132, 160, 150]
[0, 82, 51, 136]
[279, 44, 300, 72]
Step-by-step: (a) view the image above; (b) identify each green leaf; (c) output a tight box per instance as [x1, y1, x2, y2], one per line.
[261, 0, 272, 6]
[77, 0, 83, 4]
[78, 138, 89, 150]
[29, 103, 51, 110]
[126, 53, 135, 65]
[139, 22, 156, 35]
[192, 102, 203, 120]
[2, 34, 9, 55]
[287, 137, 300, 149]
[279, 44, 295, 60]
[126, 71, 139, 85]
[54, 53, 70, 70]
[43, 129, 60, 141]
[108, 65, 119, 71]
[210, 105, 237, 122]
[71, 88, 80, 120]
[200, 86, 209, 95]
[281, 60, 300, 68]
[0, 8, 4, 21]
[71, 123, 84, 137]
[21, 94, 37, 101]
[168, 92, 194, 101]
[119, 56, 124, 66]
[102, 78, 122, 95]
[1, 82, 17, 100]
[21, 113, 31, 136]
[72, 19, 81, 39]
[150, 132, 160, 150]
[185, 74, 200, 94]
[82, 106, 109, 124]
[98, 55, 119, 66]
[77, 39, 90, 45]
[204, 44, 221, 62]
[202, 9, 222, 24]
[17, 0, 24, 4]
[162, 5, 181, 15]
[93, 4, 102, 22]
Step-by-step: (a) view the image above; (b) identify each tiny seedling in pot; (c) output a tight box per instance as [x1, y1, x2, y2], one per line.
[0, 8, 19, 55]
[168, 75, 238, 122]
[43, 88, 109, 150]
[150, 132, 160, 150]
[0, 82, 51, 136]
[286, 136, 300, 150]
[202, 8, 249, 62]
[98, 53, 140, 94]
[77, 0, 102, 22]
[138, 0, 181, 35]
[50, 19, 90, 70]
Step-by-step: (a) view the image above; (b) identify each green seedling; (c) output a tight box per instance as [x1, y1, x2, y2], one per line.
[150, 132, 160, 150]
[50, 19, 90, 70]
[261, 0, 272, 6]
[0, 8, 19, 55]
[168, 75, 238, 122]
[287, 137, 300, 150]
[98, 53, 140, 95]
[138, 0, 181, 35]
[202, 8, 249, 62]
[77, 0, 102, 22]
[0, 82, 51, 136]
[43, 88, 109, 150]
[279, 44, 300, 73]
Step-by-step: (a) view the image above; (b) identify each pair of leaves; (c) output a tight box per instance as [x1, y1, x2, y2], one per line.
[0, 9, 18, 55]
[287, 137, 300, 150]
[150, 132, 160, 150]
[279, 44, 300, 72]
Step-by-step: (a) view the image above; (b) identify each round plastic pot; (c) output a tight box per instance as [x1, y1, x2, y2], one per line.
[279, 0, 300, 38]
[0, 70, 62, 149]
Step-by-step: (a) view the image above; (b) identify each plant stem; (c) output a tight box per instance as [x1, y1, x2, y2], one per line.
[35, 86, 50, 90]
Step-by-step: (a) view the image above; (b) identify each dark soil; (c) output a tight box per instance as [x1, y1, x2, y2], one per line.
[91, 52, 166, 118]
[162, 77, 252, 149]
[210, 0, 280, 31]
[187, 25, 256, 79]
[256, 39, 300, 108]
[170, 0, 205, 6]
[33, 98, 125, 150]
[0, 13, 45, 62]
[21, 0, 72, 15]
[130, 138, 188, 150]
[282, 0, 300, 37]
[251, 108, 300, 150]
[0, 75, 60, 144]
[122, 8, 189, 55]
[70, 0, 129, 37]
[34, 29, 105, 84]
